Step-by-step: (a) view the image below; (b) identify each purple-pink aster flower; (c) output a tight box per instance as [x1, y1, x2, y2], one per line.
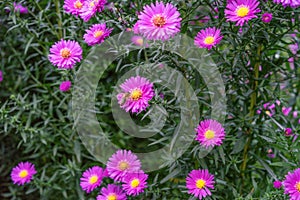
[63, 0, 84, 16]
[79, 0, 106, 22]
[80, 166, 105, 193]
[225, 0, 261, 26]
[0, 70, 3, 82]
[60, 81, 72, 92]
[96, 184, 127, 200]
[136, 1, 182, 41]
[14, 2, 28, 14]
[107, 150, 141, 182]
[83, 23, 113, 46]
[293, 111, 298, 118]
[282, 106, 292, 116]
[186, 169, 215, 200]
[122, 172, 148, 196]
[117, 76, 154, 113]
[273, 180, 282, 189]
[273, 0, 300, 8]
[262, 13, 272, 23]
[48, 39, 82, 69]
[283, 168, 300, 200]
[195, 119, 226, 148]
[11, 162, 37, 185]
[285, 128, 293, 136]
[194, 27, 223, 50]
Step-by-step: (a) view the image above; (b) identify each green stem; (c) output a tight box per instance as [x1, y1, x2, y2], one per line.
[55, 0, 63, 39]
[240, 44, 262, 193]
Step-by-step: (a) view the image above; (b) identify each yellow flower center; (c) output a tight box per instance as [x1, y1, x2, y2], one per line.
[89, 175, 98, 184]
[130, 89, 143, 101]
[265, 110, 271, 116]
[107, 194, 117, 200]
[74, 0, 83, 9]
[136, 38, 144, 46]
[130, 178, 140, 188]
[296, 182, 300, 192]
[153, 15, 166, 27]
[204, 36, 215, 45]
[118, 161, 129, 171]
[94, 30, 104, 38]
[204, 130, 215, 139]
[60, 48, 71, 59]
[236, 6, 249, 17]
[196, 179, 206, 189]
[90, 1, 95, 7]
[19, 170, 28, 178]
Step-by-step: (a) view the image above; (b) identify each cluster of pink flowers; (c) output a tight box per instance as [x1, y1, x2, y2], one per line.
[80, 150, 148, 199]
[48, 0, 113, 92]
[273, 0, 300, 8]
[63, 0, 106, 21]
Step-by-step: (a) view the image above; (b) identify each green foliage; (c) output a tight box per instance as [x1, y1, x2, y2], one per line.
[0, 0, 299, 199]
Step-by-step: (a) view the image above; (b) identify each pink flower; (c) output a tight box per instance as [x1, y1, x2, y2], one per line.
[267, 149, 275, 158]
[0, 70, 3, 82]
[80, 166, 105, 193]
[136, 1, 181, 41]
[79, 0, 106, 22]
[59, 81, 72, 92]
[117, 76, 154, 113]
[293, 111, 298, 118]
[285, 128, 293, 136]
[194, 27, 223, 50]
[11, 162, 37, 185]
[225, 0, 261, 26]
[273, 180, 282, 189]
[14, 2, 28, 14]
[186, 169, 215, 199]
[83, 23, 113, 46]
[195, 119, 226, 148]
[106, 150, 141, 182]
[96, 184, 127, 200]
[63, 0, 84, 16]
[283, 168, 300, 200]
[261, 13, 272, 23]
[122, 172, 148, 196]
[282, 106, 292, 116]
[48, 39, 82, 69]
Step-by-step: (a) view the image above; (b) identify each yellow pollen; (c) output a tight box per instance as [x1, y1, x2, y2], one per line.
[74, 0, 83, 9]
[204, 130, 215, 139]
[236, 6, 249, 17]
[296, 182, 300, 192]
[131, 178, 140, 188]
[265, 111, 271, 116]
[196, 179, 206, 189]
[130, 89, 143, 101]
[118, 161, 129, 171]
[19, 170, 28, 178]
[153, 15, 166, 27]
[94, 30, 104, 38]
[60, 48, 71, 59]
[89, 175, 98, 184]
[107, 194, 117, 200]
[90, 1, 95, 7]
[136, 38, 144, 46]
[204, 36, 215, 45]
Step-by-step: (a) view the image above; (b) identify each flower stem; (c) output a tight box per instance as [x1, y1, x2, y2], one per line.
[240, 44, 262, 193]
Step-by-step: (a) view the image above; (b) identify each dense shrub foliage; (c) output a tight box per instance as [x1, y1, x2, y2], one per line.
[0, 0, 299, 199]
